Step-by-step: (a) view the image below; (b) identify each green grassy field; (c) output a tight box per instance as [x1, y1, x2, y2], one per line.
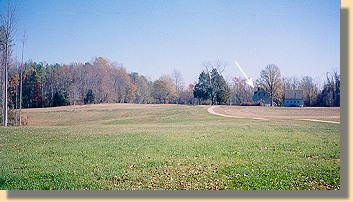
[0, 104, 340, 190]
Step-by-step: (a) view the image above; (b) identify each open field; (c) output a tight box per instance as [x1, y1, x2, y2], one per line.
[0, 104, 340, 190]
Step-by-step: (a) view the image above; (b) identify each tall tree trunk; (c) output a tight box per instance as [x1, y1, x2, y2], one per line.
[15, 78, 18, 126]
[4, 43, 8, 126]
[19, 65, 22, 126]
[270, 94, 273, 106]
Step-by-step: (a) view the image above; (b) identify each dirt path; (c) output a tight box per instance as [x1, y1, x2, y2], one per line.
[207, 106, 269, 120]
[207, 106, 340, 124]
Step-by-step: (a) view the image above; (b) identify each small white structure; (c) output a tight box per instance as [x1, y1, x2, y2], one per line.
[284, 90, 304, 107]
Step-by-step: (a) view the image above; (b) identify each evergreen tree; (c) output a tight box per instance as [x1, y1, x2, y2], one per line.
[84, 89, 95, 104]
[193, 71, 211, 104]
[194, 68, 230, 105]
[53, 92, 68, 107]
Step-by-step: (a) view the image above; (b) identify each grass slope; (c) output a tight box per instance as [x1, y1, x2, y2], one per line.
[0, 104, 340, 190]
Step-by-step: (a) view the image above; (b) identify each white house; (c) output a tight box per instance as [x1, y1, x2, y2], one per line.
[284, 90, 304, 107]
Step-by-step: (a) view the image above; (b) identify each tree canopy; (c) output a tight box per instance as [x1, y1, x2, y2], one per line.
[193, 68, 230, 105]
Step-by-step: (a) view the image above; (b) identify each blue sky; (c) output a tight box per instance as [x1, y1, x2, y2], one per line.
[6, 0, 340, 86]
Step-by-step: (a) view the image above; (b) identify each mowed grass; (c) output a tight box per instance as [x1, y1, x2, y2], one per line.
[0, 104, 340, 190]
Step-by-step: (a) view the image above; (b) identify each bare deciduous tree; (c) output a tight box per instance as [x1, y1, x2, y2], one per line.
[172, 69, 184, 104]
[316, 70, 340, 107]
[230, 76, 253, 105]
[0, 25, 5, 124]
[258, 64, 283, 106]
[282, 76, 300, 90]
[202, 61, 227, 75]
[19, 30, 27, 126]
[299, 76, 319, 107]
[1, 2, 17, 126]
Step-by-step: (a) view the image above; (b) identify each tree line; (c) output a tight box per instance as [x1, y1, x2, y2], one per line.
[0, 57, 341, 126]
[5, 57, 193, 108]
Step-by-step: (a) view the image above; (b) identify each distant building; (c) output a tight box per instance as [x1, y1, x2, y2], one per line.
[284, 90, 304, 107]
[252, 88, 271, 106]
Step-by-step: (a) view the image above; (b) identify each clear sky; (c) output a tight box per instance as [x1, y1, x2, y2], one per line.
[5, 0, 340, 86]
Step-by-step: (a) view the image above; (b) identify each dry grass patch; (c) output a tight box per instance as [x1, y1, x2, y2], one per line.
[211, 106, 340, 122]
